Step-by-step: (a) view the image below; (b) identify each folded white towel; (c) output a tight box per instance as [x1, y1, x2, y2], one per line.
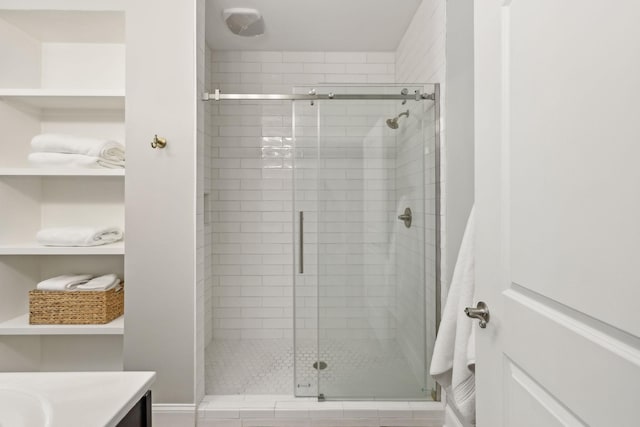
[31, 133, 125, 162]
[36, 226, 124, 247]
[76, 274, 121, 291]
[28, 152, 124, 169]
[36, 274, 93, 291]
[430, 206, 476, 424]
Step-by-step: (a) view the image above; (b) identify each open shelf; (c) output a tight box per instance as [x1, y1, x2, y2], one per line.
[0, 168, 125, 177]
[0, 241, 124, 255]
[0, 89, 125, 110]
[0, 6, 126, 372]
[0, 313, 123, 335]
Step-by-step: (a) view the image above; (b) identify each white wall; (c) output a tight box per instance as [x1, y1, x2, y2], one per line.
[124, 0, 200, 405]
[444, 0, 475, 290]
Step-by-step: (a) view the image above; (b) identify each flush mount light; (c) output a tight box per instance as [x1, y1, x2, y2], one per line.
[222, 8, 265, 37]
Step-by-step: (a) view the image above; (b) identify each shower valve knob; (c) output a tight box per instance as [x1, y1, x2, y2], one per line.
[397, 207, 412, 228]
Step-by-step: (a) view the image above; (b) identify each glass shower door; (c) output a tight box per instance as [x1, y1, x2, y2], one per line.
[294, 85, 438, 400]
[293, 94, 320, 397]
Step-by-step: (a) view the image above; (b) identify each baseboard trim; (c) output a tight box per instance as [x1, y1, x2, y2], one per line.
[152, 404, 197, 427]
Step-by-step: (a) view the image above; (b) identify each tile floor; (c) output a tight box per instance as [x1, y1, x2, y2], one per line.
[205, 338, 428, 399]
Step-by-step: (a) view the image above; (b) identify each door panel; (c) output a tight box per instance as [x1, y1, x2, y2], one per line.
[508, 0, 640, 337]
[505, 362, 584, 427]
[474, 0, 640, 425]
[504, 288, 640, 426]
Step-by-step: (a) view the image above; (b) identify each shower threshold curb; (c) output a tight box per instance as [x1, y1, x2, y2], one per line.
[198, 396, 444, 427]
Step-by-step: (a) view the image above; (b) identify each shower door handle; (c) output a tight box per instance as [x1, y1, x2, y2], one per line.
[299, 211, 304, 274]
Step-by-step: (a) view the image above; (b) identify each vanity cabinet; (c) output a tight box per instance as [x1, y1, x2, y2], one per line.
[117, 391, 152, 427]
[0, 2, 126, 371]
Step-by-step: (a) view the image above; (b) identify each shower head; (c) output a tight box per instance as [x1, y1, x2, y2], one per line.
[386, 110, 410, 129]
[386, 117, 400, 129]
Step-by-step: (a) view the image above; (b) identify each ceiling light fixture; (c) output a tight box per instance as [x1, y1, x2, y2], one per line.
[222, 8, 265, 37]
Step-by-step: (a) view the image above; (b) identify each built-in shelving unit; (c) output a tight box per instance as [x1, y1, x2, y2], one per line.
[0, 4, 126, 371]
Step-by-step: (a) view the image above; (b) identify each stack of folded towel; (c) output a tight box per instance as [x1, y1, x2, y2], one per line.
[36, 226, 124, 247]
[28, 133, 125, 169]
[36, 274, 122, 292]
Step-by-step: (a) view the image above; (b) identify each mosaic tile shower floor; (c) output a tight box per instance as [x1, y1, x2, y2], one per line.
[205, 338, 426, 398]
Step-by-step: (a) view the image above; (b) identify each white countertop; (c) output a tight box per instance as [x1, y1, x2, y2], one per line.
[0, 371, 155, 427]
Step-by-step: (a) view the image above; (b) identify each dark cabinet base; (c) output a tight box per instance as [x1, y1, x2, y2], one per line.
[117, 390, 152, 427]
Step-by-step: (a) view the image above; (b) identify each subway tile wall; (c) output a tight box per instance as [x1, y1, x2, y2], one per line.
[208, 51, 397, 340]
[395, 0, 447, 396]
[292, 97, 401, 343]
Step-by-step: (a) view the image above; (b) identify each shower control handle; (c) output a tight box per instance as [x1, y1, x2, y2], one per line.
[398, 207, 412, 228]
[465, 301, 490, 328]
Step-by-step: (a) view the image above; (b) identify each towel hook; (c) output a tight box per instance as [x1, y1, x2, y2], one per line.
[151, 134, 167, 149]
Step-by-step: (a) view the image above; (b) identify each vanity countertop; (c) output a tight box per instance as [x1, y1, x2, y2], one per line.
[0, 371, 155, 427]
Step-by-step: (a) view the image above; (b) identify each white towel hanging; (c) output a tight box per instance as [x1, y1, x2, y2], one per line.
[430, 206, 476, 424]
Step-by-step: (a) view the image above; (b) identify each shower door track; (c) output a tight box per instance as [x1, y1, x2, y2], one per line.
[202, 89, 436, 102]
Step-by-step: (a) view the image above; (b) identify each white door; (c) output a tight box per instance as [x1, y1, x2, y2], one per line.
[474, 1, 640, 425]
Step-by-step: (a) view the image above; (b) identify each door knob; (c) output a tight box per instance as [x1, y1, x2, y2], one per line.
[465, 301, 490, 328]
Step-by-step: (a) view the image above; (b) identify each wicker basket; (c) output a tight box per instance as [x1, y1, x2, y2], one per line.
[29, 284, 124, 325]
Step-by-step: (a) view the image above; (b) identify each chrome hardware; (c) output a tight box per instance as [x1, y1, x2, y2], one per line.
[203, 88, 436, 102]
[328, 92, 334, 99]
[397, 207, 412, 228]
[308, 89, 316, 106]
[401, 88, 409, 104]
[299, 211, 304, 273]
[151, 134, 167, 149]
[465, 301, 490, 328]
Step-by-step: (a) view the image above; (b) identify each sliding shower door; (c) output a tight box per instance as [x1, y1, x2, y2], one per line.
[294, 85, 438, 400]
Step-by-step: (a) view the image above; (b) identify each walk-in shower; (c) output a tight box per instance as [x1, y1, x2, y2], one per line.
[204, 84, 440, 401]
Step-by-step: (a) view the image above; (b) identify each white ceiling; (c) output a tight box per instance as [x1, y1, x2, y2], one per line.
[206, 0, 422, 51]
